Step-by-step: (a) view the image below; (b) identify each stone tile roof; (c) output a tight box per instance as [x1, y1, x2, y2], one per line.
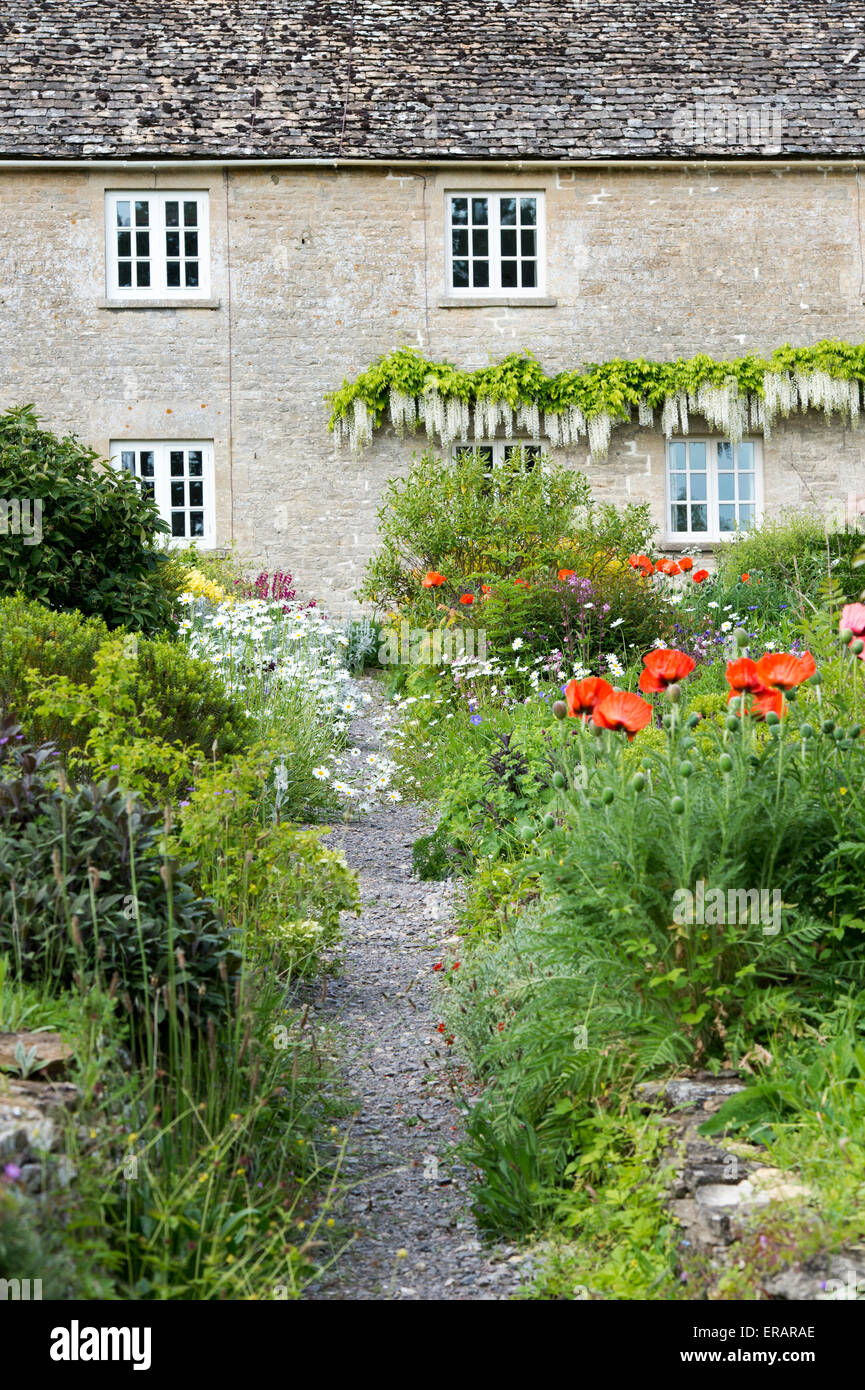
[2, 1, 865, 160]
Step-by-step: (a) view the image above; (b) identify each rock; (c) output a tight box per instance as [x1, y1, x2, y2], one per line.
[0, 1031, 73, 1079]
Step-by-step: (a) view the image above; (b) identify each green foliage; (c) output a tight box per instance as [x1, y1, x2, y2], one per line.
[0, 595, 251, 793]
[0, 721, 237, 1046]
[716, 510, 865, 601]
[0, 405, 180, 632]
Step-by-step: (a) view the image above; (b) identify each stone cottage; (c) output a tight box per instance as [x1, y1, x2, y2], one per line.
[3, 2, 865, 610]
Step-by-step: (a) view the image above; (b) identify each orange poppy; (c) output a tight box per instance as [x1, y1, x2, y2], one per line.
[592, 690, 654, 740]
[728, 688, 785, 721]
[459, 593, 474, 605]
[639, 648, 696, 693]
[564, 676, 613, 719]
[678, 556, 694, 572]
[741, 573, 750, 583]
[692, 569, 709, 584]
[628, 554, 654, 576]
[422, 571, 445, 588]
[654, 557, 675, 575]
[514, 578, 530, 588]
[754, 651, 817, 691]
[558, 568, 576, 581]
[481, 583, 492, 595]
[725, 657, 767, 695]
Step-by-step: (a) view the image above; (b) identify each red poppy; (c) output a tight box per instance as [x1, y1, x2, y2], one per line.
[678, 556, 694, 572]
[459, 593, 474, 605]
[558, 568, 576, 581]
[841, 603, 865, 638]
[422, 571, 445, 588]
[692, 569, 709, 584]
[628, 553, 654, 576]
[741, 573, 750, 583]
[481, 583, 492, 595]
[728, 688, 785, 721]
[725, 657, 767, 695]
[432, 962, 443, 972]
[638, 648, 696, 693]
[436, 1022, 445, 1033]
[514, 578, 530, 588]
[654, 557, 675, 575]
[593, 690, 654, 740]
[754, 651, 817, 691]
[564, 676, 613, 718]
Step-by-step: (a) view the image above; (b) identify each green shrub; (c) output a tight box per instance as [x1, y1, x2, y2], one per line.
[0, 405, 181, 632]
[0, 595, 251, 783]
[358, 446, 654, 616]
[716, 509, 864, 601]
[0, 719, 237, 1044]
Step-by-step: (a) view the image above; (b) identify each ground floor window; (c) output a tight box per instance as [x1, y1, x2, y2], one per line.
[455, 440, 544, 469]
[666, 438, 761, 543]
[110, 440, 214, 544]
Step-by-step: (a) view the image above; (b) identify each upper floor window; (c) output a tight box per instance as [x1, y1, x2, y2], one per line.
[105, 192, 210, 300]
[666, 439, 761, 543]
[111, 440, 214, 545]
[447, 193, 544, 295]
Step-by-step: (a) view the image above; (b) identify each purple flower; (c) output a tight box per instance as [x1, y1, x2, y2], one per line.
[179, 800, 190, 808]
[110, 764, 119, 770]
[3, 1163, 21, 1182]
[470, 714, 482, 726]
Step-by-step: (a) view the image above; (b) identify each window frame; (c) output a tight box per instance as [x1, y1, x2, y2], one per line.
[454, 439, 546, 470]
[445, 191, 546, 298]
[664, 437, 763, 545]
[104, 191, 211, 301]
[110, 440, 216, 547]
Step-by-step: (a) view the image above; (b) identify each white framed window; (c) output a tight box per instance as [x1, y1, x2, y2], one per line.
[104, 192, 210, 299]
[446, 192, 545, 295]
[666, 438, 762, 543]
[455, 440, 544, 470]
[111, 441, 215, 545]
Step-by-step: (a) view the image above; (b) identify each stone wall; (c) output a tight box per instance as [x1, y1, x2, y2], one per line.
[1, 163, 865, 611]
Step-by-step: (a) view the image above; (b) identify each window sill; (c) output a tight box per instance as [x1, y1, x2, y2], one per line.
[663, 540, 718, 551]
[98, 298, 221, 311]
[437, 296, 557, 309]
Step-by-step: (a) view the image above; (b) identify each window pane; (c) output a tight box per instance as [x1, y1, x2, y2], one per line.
[165, 201, 179, 227]
[136, 231, 150, 256]
[500, 229, 517, 256]
[170, 451, 184, 475]
[139, 452, 154, 478]
[500, 197, 517, 226]
[136, 262, 150, 287]
[118, 262, 132, 288]
[671, 473, 687, 502]
[452, 228, 468, 256]
[739, 472, 754, 501]
[183, 201, 198, 226]
[184, 230, 198, 256]
[669, 442, 686, 469]
[472, 229, 488, 257]
[189, 480, 204, 508]
[185, 262, 199, 287]
[672, 504, 688, 532]
[718, 471, 735, 502]
[166, 231, 180, 256]
[188, 451, 203, 475]
[521, 228, 536, 255]
[522, 260, 537, 288]
[142, 481, 155, 501]
[690, 504, 708, 532]
[717, 441, 733, 468]
[471, 197, 488, 225]
[472, 260, 489, 288]
[738, 504, 755, 529]
[171, 513, 187, 537]
[117, 230, 131, 256]
[690, 472, 707, 502]
[501, 260, 518, 288]
[737, 442, 754, 469]
[134, 201, 149, 226]
[121, 451, 135, 473]
[190, 512, 204, 537]
[116, 201, 131, 228]
[719, 504, 736, 532]
[689, 442, 707, 470]
[451, 197, 468, 225]
[167, 261, 181, 288]
[452, 260, 469, 287]
[520, 197, 537, 225]
[171, 482, 185, 506]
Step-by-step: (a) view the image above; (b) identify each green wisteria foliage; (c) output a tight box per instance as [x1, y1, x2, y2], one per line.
[327, 340, 865, 459]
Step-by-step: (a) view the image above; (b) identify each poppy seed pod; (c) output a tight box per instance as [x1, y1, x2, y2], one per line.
[552, 700, 568, 720]
[840, 627, 854, 646]
[852, 639, 864, 656]
[733, 628, 749, 648]
[666, 683, 681, 704]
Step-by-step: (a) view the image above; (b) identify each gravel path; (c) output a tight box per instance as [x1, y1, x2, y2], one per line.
[305, 683, 530, 1301]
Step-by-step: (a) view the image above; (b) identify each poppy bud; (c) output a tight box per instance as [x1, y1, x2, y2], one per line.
[725, 715, 740, 732]
[822, 719, 835, 734]
[733, 628, 749, 648]
[766, 711, 780, 726]
[800, 723, 814, 739]
[719, 754, 733, 773]
[552, 700, 568, 720]
[601, 787, 614, 805]
[518, 823, 535, 842]
[543, 813, 555, 830]
[666, 683, 681, 704]
[850, 725, 861, 739]
[686, 712, 701, 728]
[671, 796, 685, 815]
[852, 639, 864, 656]
[679, 760, 694, 778]
[552, 771, 566, 789]
[631, 773, 645, 792]
[840, 627, 854, 646]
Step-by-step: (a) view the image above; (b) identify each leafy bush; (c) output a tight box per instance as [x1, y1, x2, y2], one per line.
[0, 720, 237, 1043]
[0, 595, 251, 788]
[716, 510, 864, 601]
[0, 405, 180, 632]
[359, 447, 655, 616]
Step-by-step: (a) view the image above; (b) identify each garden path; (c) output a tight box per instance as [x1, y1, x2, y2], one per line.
[306, 681, 529, 1301]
